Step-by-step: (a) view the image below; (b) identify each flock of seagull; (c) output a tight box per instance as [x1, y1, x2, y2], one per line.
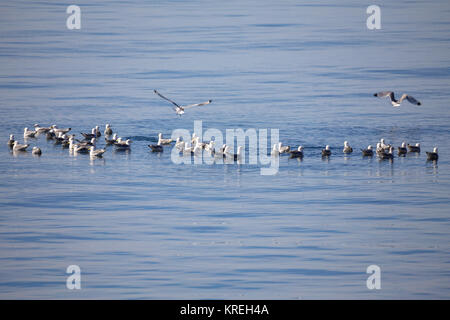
[6, 90, 439, 162]
[7, 124, 131, 158]
[7, 123, 439, 163]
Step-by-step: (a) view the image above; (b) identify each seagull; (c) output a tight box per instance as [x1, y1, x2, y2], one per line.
[426, 147, 439, 161]
[224, 146, 243, 161]
[148, 142, 163, 152]
[104, 124, 113, 136]
[89, 146, 106, 158]
[81, 128, 97, 140]
[114, 138, 132, 149]
[94, 126, 101, 138]
[76, 137, 96, 147]
[407, 143, 420, 153]
[158, 133, 173, 145]
[376, 142, 385, 155]
[175, 137, 184, 149]
[73, 144, 90, 154]
[46, 130, 56, 140]
[379, 146, 394, 160]
[374, 91, 421, 107]
[289, 146, 304, 158]
[204, 141, 215, 153]
[32, 147, 42, 155]
[361, 145, 374, 156]
[380, 138, 391, 151]
[24, 127, 37, 138]
[278, 142, 290, 154]
[270, 144, 280, 156]
[69, 137, 90, 153]
[105, 133, 118, 145]
[398, 142, 407, 156]
[51, 125, 71, 135]
[7, 134, 15, 147]
[322, 145, 331, 157]
[12, 141, 29, 151]
[343, 141, 353, 154]
[154, 89, 213, 116]
[34, 124, 51, 133]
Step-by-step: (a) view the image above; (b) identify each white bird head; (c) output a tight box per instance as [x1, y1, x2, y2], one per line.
[237, 146, 243, 154]
[416, 143, 420, 147]
[433, 147, 438, 153]
[158, 133, 163, 138]
[91, 138, 96, 144]
[298, 146, 303, 151]
[9, 134, 14, 140]
[368, 145, 373, 150]
[325, 145, 330, 150]
[24, 127, 28, 132]
[91, 128, 96, 134]
[344, 141, 349, 146]
[402, 142, 406, 148]
[106, 124, 110, 128]
[113, 133, 117, 139]
[376, 143, 381, 148]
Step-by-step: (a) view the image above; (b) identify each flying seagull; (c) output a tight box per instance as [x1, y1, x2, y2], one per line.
[374, 91, 421, 107]
[154, 89, 212, 116]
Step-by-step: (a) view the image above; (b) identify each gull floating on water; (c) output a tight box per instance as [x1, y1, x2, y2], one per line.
[24, 127, 37, 138]
[148, 142, 163, 152]
[322, 145, 331, 157]
[12, 141, 29, 151]
[380, 138, 391, 151]
[32, 147, 42, 155]
[154, 89, 213, 116]
[407, 143, 420, 153]
[34, 124, 51, 134]
[426, 147, 438, 161]
[289, 146, 304, 158]
[104, 124, 113, 136]
[158, 133, 173, 145]
[398, 142, 407, 156]
[343, 141, 353, 154]
[7, 134, 15, 147]
[114, 138, 132, 149]
[51, 125, 71, 135]
[379, 146, 394, 160]
[278, 142, 290, 154]
[224, 146, 243, 161]
[374, 91, 421, 107]
[361, 145, 373, 156]
[81, 128, 97, 140]
[89, 146, 106, 158]
[105, 133, 118, 145]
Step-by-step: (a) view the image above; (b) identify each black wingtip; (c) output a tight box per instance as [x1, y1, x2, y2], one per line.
[373, 93, 377, 97]
[418, 102, 422, 106]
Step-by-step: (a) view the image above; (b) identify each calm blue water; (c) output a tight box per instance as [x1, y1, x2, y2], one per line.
[1, 0, 450, 299]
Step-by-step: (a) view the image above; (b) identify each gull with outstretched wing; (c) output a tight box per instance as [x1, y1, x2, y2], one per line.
[154, 89, 212, 116]
[374, 91, 421, 107]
